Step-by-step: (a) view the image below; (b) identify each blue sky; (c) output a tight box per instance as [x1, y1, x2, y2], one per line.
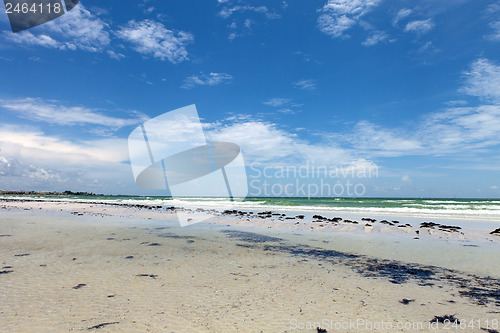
[0, 0, 499, 197]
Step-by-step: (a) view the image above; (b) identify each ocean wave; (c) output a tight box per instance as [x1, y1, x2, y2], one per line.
[3, 195, 500, 217]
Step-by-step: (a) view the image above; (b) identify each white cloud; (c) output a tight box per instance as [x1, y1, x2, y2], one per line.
[3, 5, 110, 52]
[44, 5, 110, 51]
[220, 5, 278, 40]
[4, 31, 61, 48]
[362, 31, 388, 46]
[206, 120, 352, 166]
[485, 2, 500, 14]
[263, 98, 302, 114]
[293, 79, 317, 90]
[181, 72, 233, 89]
[392, 8, 412, 26]
[460, 58, 500, 103]
[424, 105, 500, 148]
[401, 174, 411, 182]
[219, 6, 278, 19]
[106, 50, 125, 60]
[487, 21, 500, 41]
[346, 105, 500, 157]
[445, 100, 468, 106]
[0, 125, 134, 192]
[0, 97, 142, 129]
[348, 121, 423, 156]
[0, 125, 129, 166]
[317, 0, 381, 38]
[404, 19, 435, 34]
[263, 98, 292, 107]
[0, 155, 64, 184]
[116, 19, 193, 63]
[277, 108, 295, 114]
[339, 58, 500, 157]
[347, 104, 500, 156]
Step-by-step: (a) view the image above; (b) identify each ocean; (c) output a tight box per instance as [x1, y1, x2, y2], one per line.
[5, 195, 500, 220]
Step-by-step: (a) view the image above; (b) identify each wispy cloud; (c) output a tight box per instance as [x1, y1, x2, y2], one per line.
[343, 58, 500, 156]
[293, 79, 317, 90]
[0, 98, 143, 129]
[362, 31, 388, 46]
[345, 105, 500, 157]
[485, 1, 500, 14]
[206, 119, 353, 166]
[317, 0, 381, 38]
[181, 72, 233, 89]
[116, 20, 193, 63]
[0, 125, 129, 165]
[392, 8, 412, 26]
[487, 21, 500, 41]
[0, 125, 132, 192]
[219, 4, 279, 40]
[404, 19, 435, 34]
[219, 5, 279, 19]
[0, 155, 65, 184]
[263, 98, 292, 107]
[460, 58, 500, 103]
[4, 32, 61, 48]
[3, 5, 110, 52]
[263, 97, 302, 114]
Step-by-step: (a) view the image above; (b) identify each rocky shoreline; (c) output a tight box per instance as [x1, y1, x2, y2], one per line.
[2, 197, 499, 242]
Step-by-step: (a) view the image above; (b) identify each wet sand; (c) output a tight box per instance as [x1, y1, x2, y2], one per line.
[0, 199, 499, 332]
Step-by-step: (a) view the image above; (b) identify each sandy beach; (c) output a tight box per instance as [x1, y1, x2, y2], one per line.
[1, 198, 499, 332]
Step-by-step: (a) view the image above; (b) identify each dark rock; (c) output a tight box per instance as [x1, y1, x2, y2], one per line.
[136, 274, 158, 279]
[380, 220, 394, 226]
[399, 298, 415, 304]
[490, 228, 500, 235]
[420, 222, 439, 229]
[88, 322, 119, 330]
[430, 315, 460, 324]
[73, 283, 86, 289]
[439, 225, 462, 232]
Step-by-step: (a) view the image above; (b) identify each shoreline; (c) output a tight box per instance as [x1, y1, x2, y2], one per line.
[1, 199, 500, 331]
[2, 197, 500, 242]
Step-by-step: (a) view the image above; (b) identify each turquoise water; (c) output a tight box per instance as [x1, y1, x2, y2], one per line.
[4, 195, 500, 218]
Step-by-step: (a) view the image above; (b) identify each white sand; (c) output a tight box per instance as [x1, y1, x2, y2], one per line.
[0, 200, 499, 332]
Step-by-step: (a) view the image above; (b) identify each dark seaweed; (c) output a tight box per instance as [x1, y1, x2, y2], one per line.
[221, 230, 283, 243]
[221, 230, 500, 305]
[88, 322, 119, 329]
